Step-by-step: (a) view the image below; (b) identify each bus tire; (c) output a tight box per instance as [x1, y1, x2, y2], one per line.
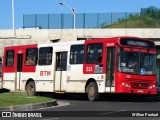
[26, 81, 36, 96]
[87, 82, 99, 101]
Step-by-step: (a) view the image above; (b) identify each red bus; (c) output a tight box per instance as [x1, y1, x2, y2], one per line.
[2, 36, 157, 101]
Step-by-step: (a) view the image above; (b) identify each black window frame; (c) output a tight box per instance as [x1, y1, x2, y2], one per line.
[86, 43, 103, 64]
[70, 44, 84, 64]
[38, 47, 53, 65]
[6, 50, 14, 67]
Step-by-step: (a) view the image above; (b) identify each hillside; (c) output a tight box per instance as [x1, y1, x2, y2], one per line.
[102, 13, 160, 28]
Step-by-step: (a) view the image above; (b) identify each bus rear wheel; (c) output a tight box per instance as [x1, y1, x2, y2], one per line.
[87, 82, 99, 101]
[26, 81, 36, 96]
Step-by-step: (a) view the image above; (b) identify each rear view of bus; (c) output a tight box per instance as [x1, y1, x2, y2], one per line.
[116, 37, 156, 94]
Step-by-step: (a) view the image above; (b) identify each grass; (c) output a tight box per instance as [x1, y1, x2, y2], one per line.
[0, 92, 53, 107]
[102, 15, 160, 28]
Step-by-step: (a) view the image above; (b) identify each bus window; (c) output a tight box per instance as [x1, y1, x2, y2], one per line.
[70, 45, 84, 64]
[26, 48, 38, 66]
[56, 52, 67, 71]
[6, 50, 14, 66]
[86, 43, 103, 64]
[117, 47, 156, 75]
[38, 47, 53, 65]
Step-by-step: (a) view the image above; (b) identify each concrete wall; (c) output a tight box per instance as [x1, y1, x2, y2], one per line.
[0, 28, 160, 57]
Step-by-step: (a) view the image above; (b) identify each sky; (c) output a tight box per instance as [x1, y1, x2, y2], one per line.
[0, 0, 160, 29]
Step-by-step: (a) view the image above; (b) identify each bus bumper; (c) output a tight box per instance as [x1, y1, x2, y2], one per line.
[117, 86, 157, 95]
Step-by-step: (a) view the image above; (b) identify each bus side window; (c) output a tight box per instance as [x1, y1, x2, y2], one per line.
[38, 47, 53, 65]
[70, 44, 84, 64]
[6, 50, 14, 66]
[86, 43, 103, 64]
[26, 48, 38, 66]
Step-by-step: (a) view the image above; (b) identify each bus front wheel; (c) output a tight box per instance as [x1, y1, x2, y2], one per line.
[87, 82, 99, 101]
[26, 81, 36, 96]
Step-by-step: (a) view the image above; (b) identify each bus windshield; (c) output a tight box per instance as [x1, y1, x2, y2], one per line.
[117, 48, 156, 75]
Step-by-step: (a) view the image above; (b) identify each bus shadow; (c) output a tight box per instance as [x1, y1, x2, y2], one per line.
[37, 92, 160, 102]
[0, 88, 10, 93]
[99, 94, 160, 102]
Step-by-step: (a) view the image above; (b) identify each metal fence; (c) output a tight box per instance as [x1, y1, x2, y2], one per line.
[23, 12, 160, 29]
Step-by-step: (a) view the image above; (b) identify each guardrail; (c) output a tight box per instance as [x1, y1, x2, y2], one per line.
[23, 12, 160, 29]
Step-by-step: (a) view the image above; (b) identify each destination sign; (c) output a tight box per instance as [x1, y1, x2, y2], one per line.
[120, 38, 155, 48]
[127, 41, 148, 47]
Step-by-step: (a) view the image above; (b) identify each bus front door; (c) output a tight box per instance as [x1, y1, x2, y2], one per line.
[106, 47, 116, 92]
[16, 54, 23, 90]
[55, 52, 67, 92]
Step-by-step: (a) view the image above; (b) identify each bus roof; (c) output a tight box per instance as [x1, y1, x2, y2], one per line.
[4, 36, 154, 49]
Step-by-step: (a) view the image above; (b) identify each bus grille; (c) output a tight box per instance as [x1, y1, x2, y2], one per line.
[130, 82, 150, 89]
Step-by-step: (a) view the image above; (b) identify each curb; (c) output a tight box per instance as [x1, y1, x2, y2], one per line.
[0, 100, 58, 111]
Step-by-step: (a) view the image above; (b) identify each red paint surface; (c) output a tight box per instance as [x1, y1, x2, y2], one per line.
[3, 44, 37, 74]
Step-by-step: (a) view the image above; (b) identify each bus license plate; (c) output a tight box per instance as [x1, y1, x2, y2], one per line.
[137, 90, 144, 93]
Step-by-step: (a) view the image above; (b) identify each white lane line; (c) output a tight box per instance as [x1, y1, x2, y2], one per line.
[99, 110, 127, 116]
[42, 118, 59, 120]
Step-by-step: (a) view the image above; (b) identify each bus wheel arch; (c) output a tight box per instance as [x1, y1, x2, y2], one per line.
[25, 79, 36, 96]
[85, 78, 99, 101]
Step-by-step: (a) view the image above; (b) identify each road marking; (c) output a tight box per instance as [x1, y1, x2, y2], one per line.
[120, 110, 127, 111]
[99, 110, 127, 117]
[42, 118, 59, 120]
[99, 111, 117, 115]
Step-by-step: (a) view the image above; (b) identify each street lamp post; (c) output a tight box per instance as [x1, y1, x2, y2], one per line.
[12, 0, 15, 36]
[59, 2, 76, 40]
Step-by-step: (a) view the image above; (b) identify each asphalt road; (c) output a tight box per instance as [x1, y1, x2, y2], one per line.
[36, 94, 160, 120]
[1, 94, 160, 120]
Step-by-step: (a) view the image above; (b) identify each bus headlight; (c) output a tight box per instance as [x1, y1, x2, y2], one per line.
[121, 82, 131, 88]
[149, 84, 156, 89]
